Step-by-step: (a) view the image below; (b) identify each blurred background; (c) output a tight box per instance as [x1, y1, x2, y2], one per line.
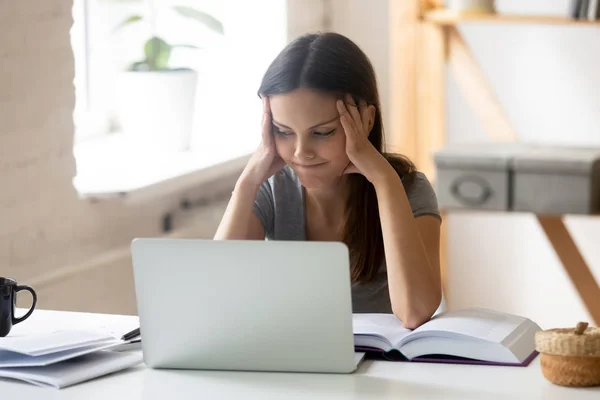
[2, 0, 599, 329]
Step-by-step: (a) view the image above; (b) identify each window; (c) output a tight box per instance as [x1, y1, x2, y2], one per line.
[71, 0, 287, 196]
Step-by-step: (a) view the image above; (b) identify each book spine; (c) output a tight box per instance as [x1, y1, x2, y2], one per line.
[588, 0, 599, 19]
[570, 0, 582, 19]
[578, 0, 590, 19]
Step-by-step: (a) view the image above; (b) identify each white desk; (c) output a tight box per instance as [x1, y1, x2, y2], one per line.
[1, 309, 599, 399]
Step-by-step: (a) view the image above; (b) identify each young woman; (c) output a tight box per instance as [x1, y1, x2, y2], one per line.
[215, 32, 442, 329]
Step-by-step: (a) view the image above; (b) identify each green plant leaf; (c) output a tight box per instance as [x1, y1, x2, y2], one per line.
[144, 37, 171, 70]
[112, 15, 144, 33]
[172, 6, 224, 35]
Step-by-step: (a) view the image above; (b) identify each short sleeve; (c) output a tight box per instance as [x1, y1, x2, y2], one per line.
[252, 180, 275, 238]
[406, 172, 442, 221]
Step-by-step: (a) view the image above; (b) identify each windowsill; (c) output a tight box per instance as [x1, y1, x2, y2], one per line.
[73, 134, 253, 201]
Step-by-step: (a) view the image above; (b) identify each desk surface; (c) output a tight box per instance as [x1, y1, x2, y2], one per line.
[1, 309, 599, 399]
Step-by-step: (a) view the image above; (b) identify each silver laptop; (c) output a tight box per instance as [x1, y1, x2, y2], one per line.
[130, 238, 363, 373]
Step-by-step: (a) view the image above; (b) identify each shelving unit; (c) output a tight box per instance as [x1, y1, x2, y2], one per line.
[388, 1, 600, 324]
[424, 9, 600, 26]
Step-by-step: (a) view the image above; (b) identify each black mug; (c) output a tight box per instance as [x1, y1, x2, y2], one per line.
[0, 277, 37, 337]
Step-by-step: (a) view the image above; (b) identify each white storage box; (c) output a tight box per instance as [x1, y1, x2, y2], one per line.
[433, 144, 529, 211]
[511, 146, 600, 215]
[433, 143, 600, 215]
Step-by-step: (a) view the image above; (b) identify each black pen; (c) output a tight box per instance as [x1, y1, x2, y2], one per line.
[121, 327, 140, 341]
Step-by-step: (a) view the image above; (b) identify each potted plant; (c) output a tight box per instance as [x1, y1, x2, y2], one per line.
[111, 1, 224, 152]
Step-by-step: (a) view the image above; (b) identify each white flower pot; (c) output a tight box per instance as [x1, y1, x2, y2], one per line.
[115, 69, 198, 152]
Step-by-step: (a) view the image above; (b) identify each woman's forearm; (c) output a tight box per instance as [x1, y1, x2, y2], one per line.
[373, 168, 441, 328]
[213, 179, 262, 240]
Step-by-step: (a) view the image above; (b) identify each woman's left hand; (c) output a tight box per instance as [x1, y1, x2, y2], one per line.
[336, 94, 392, 185]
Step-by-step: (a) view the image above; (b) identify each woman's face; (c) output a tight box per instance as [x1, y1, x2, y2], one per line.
[269, 88, 350, 189]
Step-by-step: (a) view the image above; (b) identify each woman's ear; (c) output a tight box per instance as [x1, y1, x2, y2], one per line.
[367, 105, 376, 133]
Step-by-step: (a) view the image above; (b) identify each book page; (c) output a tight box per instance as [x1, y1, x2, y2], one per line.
[408, 308, 528, 344]
[353, 314, 412, 346]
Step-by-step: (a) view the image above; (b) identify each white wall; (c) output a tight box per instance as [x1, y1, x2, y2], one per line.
[330, 0, 600, 328]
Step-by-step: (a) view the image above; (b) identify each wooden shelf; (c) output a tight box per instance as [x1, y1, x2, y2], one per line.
[391, 1, 600, 322]
[424, 10, 600, 26]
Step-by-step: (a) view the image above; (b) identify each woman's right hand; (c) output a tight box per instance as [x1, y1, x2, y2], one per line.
[238, 96, 286, 190]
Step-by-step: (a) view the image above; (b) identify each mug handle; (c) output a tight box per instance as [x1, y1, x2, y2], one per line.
[12, 285, 37, 325]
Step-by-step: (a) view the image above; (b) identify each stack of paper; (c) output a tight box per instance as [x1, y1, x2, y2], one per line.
[0, 330, 143, 388]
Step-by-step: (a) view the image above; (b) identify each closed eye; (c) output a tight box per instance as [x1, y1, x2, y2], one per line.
[272, 126, 336, 138]
[313, 129, 336, 137]
[272, 126, 292, 136]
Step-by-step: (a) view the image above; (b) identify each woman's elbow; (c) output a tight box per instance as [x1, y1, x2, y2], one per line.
[394, 292, 442, 330]
[397, 312, 431, 330]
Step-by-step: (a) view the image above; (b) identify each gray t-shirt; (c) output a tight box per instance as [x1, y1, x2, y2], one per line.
[253, 166, 441, 314]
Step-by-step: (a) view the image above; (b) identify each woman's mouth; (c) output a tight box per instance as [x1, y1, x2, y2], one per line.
[293, 162, 327, 169]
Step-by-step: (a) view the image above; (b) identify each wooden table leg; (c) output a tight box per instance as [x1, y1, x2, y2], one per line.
[537, 215, 600, 325]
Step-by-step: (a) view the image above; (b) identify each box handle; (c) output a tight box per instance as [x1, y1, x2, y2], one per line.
[450, 175, 493, 207]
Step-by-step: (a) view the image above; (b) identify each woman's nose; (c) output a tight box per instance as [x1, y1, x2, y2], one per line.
[294, 137, 316, 160]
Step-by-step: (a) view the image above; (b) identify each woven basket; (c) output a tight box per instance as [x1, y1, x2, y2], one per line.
[535, 322, 600, 387]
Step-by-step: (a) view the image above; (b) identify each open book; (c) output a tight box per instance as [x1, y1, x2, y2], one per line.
[353, 308, 541, 366]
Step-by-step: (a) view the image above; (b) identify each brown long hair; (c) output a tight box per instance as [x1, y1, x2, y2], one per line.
[258, 32, 417, 283]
